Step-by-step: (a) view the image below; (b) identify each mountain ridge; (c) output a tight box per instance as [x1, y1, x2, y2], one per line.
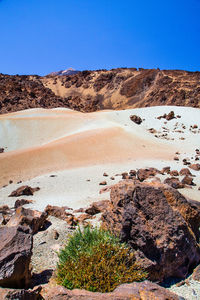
[0, 67, 199, 114]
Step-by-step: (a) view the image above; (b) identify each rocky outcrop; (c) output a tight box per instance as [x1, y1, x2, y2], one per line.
[42, 281, 180, 300]
[0, 225, 33, 288]
[0, 68, 200, 114]
[9, 186, 40, 197]
[102, 180, 200, 282]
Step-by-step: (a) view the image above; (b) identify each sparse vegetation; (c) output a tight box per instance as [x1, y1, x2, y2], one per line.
[56, 226, 147, 292]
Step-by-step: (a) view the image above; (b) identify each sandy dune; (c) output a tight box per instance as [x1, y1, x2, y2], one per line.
[0, 106, 199, 210]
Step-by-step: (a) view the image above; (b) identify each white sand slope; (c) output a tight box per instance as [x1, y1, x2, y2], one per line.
[0, 106, 199, 210]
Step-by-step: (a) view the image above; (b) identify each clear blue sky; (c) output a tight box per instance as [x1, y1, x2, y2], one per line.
[0, 0, 199, 75]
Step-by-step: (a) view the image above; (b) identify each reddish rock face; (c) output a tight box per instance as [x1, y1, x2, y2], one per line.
[9, 186, 40, 197]
[41, 280, 179, 300]
[0, 225, 33, 288]
[101, 180, 200, 282]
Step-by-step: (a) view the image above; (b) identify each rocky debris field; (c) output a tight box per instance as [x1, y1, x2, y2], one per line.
[1, 180, 200, 299]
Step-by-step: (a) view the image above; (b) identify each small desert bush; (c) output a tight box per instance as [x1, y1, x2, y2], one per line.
[56, 226, 147, 292]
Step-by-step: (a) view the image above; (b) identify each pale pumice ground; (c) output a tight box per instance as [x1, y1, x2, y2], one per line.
[0, 105, 199, 211]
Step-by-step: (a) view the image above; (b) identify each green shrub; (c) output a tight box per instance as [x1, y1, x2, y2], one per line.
[56, 226, 147, 292]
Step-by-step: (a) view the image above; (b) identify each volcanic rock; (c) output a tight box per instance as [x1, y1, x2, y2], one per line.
[189, 164, 200, 171]
[181, 176, 195, 186]
[45, 205, 73, 220]
[169, 170, 179, 176]
[99, 181, 107, 185]
[85, 200, 110, 215]
[0, 69, 200, 114]
[137, 168, 159, 182]
[166, 111, 175, 120]
[6, 207, 47, 234]
[0, 286, 42, 299]
[102, 180, 200, 281]
[164, 177, 184, 189]
[161, 166, 171, 174]
[14, 199, 33, 209]
[0, 225, 33, 288]
[41, 280, 179, 300]
[9, 186, 40, 197]
[179, 168, 193, 176]
[130, 115, 142, 125]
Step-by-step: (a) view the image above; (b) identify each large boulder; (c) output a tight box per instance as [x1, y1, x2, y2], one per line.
[0, 225, 33, 288]
[102, 180, 200, 282]
[41, 281, 179, 299]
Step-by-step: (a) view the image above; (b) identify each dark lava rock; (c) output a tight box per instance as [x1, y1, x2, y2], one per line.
[102, 180, 200, 282]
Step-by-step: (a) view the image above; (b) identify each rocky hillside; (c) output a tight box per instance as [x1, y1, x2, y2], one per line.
[0, 68, 200, 114]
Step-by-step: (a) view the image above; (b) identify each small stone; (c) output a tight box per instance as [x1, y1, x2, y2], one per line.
[53, 230, 59, 240]
[174, 156, 179, 161]
[99, 181, 107, 186]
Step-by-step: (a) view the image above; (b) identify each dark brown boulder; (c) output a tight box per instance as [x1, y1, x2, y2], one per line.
[102, 180, 200, 282]
[130, 115, 142, 125]
[189, 164, 200, 171]
[181, 176, 195, 186]
[7, 207, 47, 234]
[0, 225, 33, 288]
[166, 111, 175, 120]
[41, 280, 179, 299]
[179, 168, 193, 176]
[137, 168, 159, 182]
[164, 177, 184, 189]
[9, 186, 40, 197]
